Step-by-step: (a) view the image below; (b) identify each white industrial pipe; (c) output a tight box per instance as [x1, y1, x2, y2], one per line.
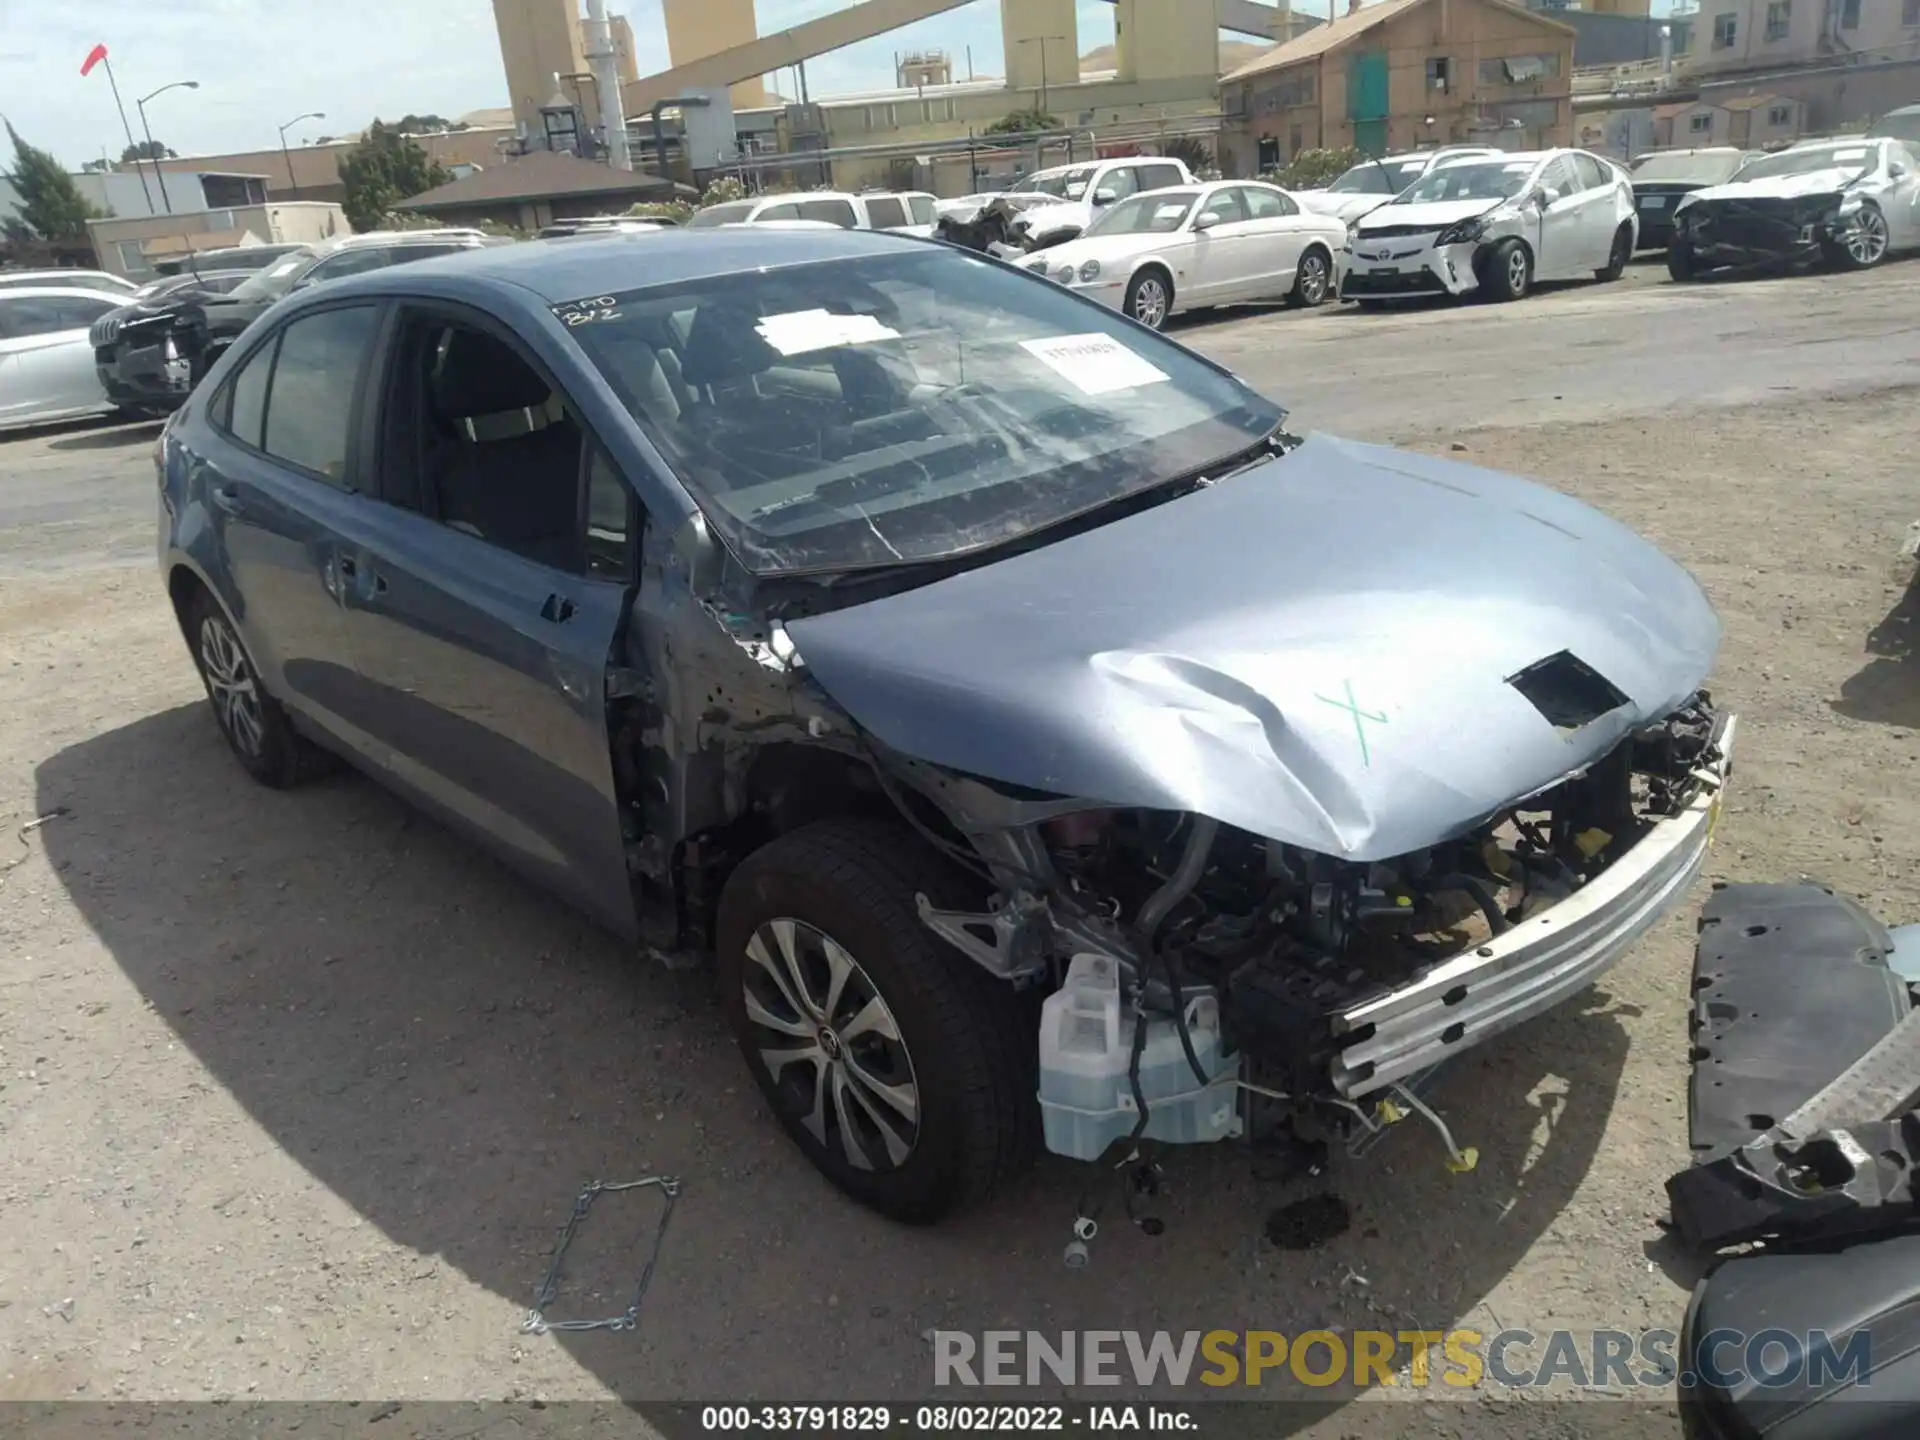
[583, 0, 633, 171]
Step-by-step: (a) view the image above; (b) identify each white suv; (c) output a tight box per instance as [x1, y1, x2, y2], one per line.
[1001, 156, 1197, 250]
[686, 191, 934, 233]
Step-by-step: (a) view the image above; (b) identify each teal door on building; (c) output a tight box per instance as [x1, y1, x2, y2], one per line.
[1349, 50, 1388, 156]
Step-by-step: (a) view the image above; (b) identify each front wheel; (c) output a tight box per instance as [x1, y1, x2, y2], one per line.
[1595, 223, 1632, 282]
[716, 820, 1040, 1224]
[1123, 268, 1173, 329]
[1286, 247, 1333, 308]
[1667, 243, 1699, 282]
[1822, 202, 1890, 270]
[1481, 239, 1532, 302]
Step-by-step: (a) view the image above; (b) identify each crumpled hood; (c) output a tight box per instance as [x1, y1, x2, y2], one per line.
[1356, 198, 1508, 232]
[1014, 199, 1094, 239]
[1681, 169, 1858, 205]
[787, 435, 1720, 862]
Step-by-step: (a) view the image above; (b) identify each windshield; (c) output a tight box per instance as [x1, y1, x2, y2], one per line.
[1011, 166, 1095, 200]
[1082, 190, 1198, 236]
[1631, 149, 1748, 184]
[687, 201, 758, 228]
[1395, 159, 1538, 205]
[1327, 159, 1429, 195]
[227, 251, 315, 301]
[1731, 143, 1878, 182]
[560, 249, 1282, 575]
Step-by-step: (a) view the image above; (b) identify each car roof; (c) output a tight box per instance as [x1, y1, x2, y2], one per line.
[0, 285, 125, 302]
[339, 225, 918, 303]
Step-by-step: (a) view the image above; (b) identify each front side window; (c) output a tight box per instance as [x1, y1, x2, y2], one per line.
[557, 248, 1282, 576]
[1136, 162, 1185, 191]
[797, 198, 859, 227]
[864, 196, 908, 228]
[1538, 156, 1582, 200]
[907, 195, 936, 225]
[687, 201, 757, 228]
[1195, 188, 1248, 227]
[259, 306, 380, 484]
[1011, 166, 1095, 199]
[1094, 167, 1140, 203]
[1572, 153, 1611, 189]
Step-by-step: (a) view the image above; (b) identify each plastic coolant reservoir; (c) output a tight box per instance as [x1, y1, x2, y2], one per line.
[1037, 952, 1244, 1161]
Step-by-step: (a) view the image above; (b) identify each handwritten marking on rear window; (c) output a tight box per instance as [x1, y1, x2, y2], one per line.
[1020, 334, 1170, 395]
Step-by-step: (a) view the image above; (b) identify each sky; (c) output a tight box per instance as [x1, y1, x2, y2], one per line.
[0, 0, 1128, 169]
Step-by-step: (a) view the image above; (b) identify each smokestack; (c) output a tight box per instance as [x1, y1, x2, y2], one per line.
[1274, 0, 1292, 39]
[583, 0, 633, 170]
[1659, 22, 1673, 76]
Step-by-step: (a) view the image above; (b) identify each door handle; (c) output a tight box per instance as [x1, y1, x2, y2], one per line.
[540, 592, 576, 624]
[210, 485, 243, 516]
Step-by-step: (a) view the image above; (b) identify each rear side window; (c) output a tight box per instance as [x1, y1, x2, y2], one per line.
[223, 337, 276, 449]
[1137, 162, 1186, 191]
[797, 198, 859, 227]
[259, 306, 380, 484]
[0, 295, 113, 339]
[755, 202, 802, 221]
[864, 196, 908, 228]
[907, 195, 935, 224]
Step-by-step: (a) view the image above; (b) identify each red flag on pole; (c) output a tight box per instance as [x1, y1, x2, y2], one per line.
[80, 43, 109, 77]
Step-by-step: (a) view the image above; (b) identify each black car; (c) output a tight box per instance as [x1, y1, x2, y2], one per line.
[1627, 148, 1752, 250]
[93, 231, 487, 411]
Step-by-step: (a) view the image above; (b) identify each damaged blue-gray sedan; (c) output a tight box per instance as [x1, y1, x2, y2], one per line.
[155, 227, 1735, 1223]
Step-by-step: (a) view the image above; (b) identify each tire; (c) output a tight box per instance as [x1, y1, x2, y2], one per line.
[716, 820, 1041, 1224]
[1123, 268, 1173, 330]
[1595, 223, 1632, 282]
[1481, 239, 1532, 302]
[1667, 243, 1698, 282]
[1821, 201, 1890, 270]
[180, 586, 336, 789]
[1286, 246, 1333, 308]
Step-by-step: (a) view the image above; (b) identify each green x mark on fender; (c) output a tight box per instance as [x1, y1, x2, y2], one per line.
[1315, 679, 1388, 768]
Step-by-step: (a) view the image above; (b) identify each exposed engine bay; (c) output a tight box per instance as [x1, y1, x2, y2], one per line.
[907, 694, 1728, 1161]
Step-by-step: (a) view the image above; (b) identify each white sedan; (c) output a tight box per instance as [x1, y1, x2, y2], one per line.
[1019, 181, 1348, 329]
[1344, 148, 1638, 306]
[0, 287, 124, 433]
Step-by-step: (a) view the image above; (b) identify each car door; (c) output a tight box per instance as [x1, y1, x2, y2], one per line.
[1533, 156, 1591, 280]
[190, 301, 382, 755]
[329, 302, 638, 935]
[1237, 184, 1311, 297]
[0, 294, 117, 425]
[1571, 152, 1625, 265]
[1885, 142, 1920, 248]
[1185, 187, 1255, 302]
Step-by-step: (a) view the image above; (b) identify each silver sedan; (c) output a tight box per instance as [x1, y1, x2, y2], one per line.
[0, 287, 124, 433]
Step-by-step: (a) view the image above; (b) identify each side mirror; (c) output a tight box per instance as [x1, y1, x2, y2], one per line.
[1530, 189, 1551, 209]
[1192, 212, 1219, 232]
[1092, 187, 1118, 205]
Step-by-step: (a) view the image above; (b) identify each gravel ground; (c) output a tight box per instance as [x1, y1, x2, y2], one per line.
[0, 260, 1916, 1435]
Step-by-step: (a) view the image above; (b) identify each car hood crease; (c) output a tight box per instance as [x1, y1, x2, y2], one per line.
[786, 434, 1720, 861]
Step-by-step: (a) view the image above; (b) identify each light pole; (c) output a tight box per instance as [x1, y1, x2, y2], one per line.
[135, 80, 199, 214]
[277, 111, 325, 194]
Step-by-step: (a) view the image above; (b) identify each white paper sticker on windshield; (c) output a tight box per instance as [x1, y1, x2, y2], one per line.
[1020, 334, 1169, 395]
[754, 309, 900, 356]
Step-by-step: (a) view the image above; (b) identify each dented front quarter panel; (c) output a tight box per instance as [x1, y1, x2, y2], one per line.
[785, 434, 1722, 861]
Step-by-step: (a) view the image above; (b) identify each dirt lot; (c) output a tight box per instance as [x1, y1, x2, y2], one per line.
[1, 263, 1916, 1433]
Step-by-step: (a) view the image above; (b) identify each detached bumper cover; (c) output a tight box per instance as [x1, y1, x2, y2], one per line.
[1330, 713, 1737, 1096]
[1675, 196, 1842, 265]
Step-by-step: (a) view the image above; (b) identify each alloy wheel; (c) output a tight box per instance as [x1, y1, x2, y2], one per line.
[199, 614, 265, 758]
[1297, 253, 1329, 304]
[1845, 206, 1889, 266]
[1131, 276, 1168, 327]
[1506, 246, 1530, 296]
[742, 917, 920, 1172]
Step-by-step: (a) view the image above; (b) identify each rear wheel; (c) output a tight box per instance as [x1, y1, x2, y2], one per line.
[716, 820, 1040, 1224]
[1286, 246, 1333, 308]
[1667, 243, 1698, 282]
[1123, 268, 1173, 329]
[1595, 223, 1633, 282]
[1822, 202, 1890, 270]
[1481, 239, 1532, 302]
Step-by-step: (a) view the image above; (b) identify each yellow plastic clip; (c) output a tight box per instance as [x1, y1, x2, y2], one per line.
[1573, 827, 1613, 860]
[1445, 1146, 1480, 1175]
[1374, 1099, 1406, 1125]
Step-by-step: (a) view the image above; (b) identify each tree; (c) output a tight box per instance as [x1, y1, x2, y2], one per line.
[1161, 136, 1213, 174]
[1270, 146, 1363, 191]
[122, 139, 176, 162]
[336, 120, 451, 231]
[2, 122, 102, 241]
[395, 114, 465, 135]
[985, 107, 1059, 136]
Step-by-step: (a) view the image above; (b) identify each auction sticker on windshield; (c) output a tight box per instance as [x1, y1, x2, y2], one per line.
[1021, 334, 1169, 395]
[756, 308, 901, 356]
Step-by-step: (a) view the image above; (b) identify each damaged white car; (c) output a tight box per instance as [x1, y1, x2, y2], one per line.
[1344, 148, 1638, 305]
